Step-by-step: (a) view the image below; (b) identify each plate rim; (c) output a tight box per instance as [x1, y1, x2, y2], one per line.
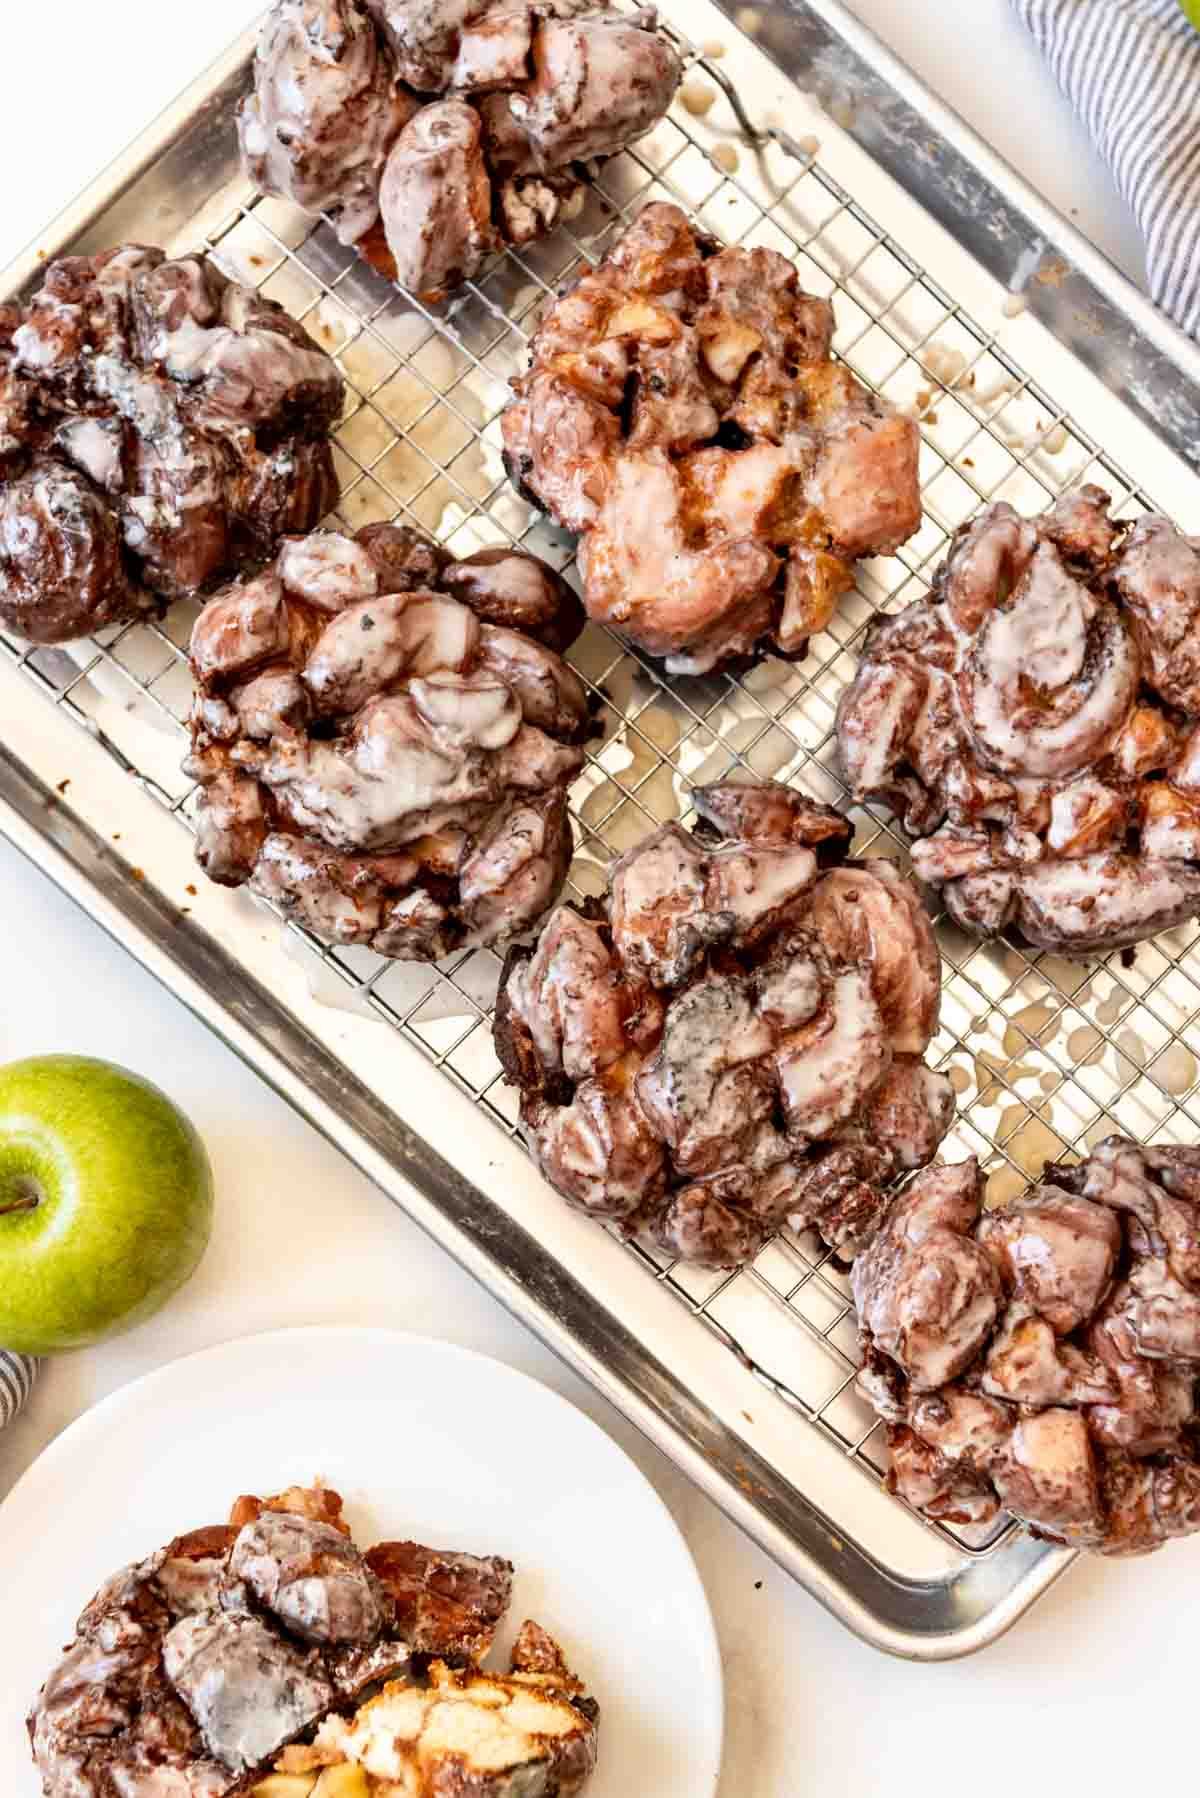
[1, 1322, 724, 1796]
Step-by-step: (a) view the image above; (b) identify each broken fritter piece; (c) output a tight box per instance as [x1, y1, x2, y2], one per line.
[502, 203, 921, 673]
[364, 1540, 514, 1661]
[305, 1626, 598, 1798]
[28, 1484, 522, 1798]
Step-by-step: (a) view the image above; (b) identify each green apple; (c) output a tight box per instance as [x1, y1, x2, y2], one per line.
[0, 1055, 213, 1354]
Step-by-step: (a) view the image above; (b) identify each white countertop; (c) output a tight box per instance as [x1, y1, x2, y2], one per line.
[0, 6, 1189, 1795]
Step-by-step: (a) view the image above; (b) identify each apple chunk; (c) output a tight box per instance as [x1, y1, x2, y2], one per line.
[252, 1768, 368, 1798]
[313, 1769, 370, 1798]
[698, 320, 762, 384]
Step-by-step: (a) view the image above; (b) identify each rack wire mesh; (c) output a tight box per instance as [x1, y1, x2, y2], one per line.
[7, 28, 1200, 1565]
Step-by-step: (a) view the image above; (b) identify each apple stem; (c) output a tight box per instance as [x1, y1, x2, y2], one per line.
[0, 1176, 41, 1217]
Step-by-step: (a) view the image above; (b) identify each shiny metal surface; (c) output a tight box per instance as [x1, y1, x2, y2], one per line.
[4, 0, 1196, 1657]
[720, 0, 1200, 467]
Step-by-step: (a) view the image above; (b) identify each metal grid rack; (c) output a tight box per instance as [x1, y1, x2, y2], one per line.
[6, 29, 1200, 1571]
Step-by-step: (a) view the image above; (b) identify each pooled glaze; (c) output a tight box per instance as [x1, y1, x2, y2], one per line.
[851, 1162, 1001, 1392]
[635, 973, 776, 1174]
[837, 486, 1200, 954]
[607, 823, 818, 989]
[476, 623, 590, 736]
[963, 543, 1138, 778]
[978, 1190, 1121, 1335]
[187, 522, 586, 960]
[163, 1613, 333, 1774]
[775, 967, 888, 1143]
[503, 904, 631, 1083]
[29, 1551, 226, 1798]
[1114, 514, 1200, 711]
[806, 859, 940, 1055]
[509, 8, 681, 168]
[304, 594, 479, 715]
[379, 99, 499, 300]
[503, 203, 921, 674]
[0, 460, 139, 642]
[239, 0, 417, 245]
[496, 778, 953, 1268]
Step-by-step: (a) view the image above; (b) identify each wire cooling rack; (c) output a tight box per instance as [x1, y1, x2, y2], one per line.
[6, 16, 1200, 1572]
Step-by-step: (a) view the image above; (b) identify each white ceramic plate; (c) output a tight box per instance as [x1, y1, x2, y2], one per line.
[1, 1326, 723, 1795]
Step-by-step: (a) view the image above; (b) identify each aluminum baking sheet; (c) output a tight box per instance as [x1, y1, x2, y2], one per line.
[5, 0, 1200, 1658]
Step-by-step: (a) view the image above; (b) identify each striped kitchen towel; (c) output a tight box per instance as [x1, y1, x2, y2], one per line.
[1013, 0, 1200, 335]
[0, 1351, 39, 1430]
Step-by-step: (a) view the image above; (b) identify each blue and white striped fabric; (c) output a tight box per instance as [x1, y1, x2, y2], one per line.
[1014, 0, 1200, 336]
[0, 1351, 38, 1430]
